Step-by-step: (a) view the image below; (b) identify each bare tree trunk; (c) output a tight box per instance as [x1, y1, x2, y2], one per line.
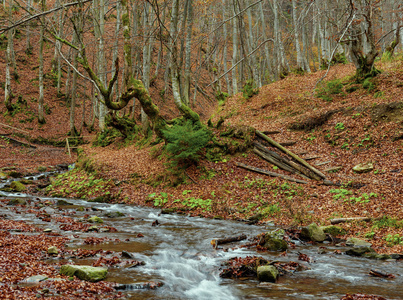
[38, 0, 46, 124]
[5, 0, 13, 111]
[231, 0, 238, 93]
[183, 0, 193, 106]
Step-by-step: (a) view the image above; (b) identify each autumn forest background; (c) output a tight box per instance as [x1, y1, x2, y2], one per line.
[0, 0, 403, 297]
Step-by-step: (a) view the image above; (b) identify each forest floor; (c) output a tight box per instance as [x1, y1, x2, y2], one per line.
[1, 56, 402, 256]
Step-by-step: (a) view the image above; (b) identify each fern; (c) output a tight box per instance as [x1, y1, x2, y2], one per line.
[162, 120, 211, 167]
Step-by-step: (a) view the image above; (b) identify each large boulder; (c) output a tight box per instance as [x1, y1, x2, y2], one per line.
[10, 181, 27, 192]
[257, 265, 279, 282]
[60, 265, 107, 282]
[262, 229, 288, 251]
[300, 223, 326, 242]
[352, 162, 374, 173]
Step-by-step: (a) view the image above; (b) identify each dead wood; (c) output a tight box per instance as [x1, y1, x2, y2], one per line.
[315, 161, 331, 166]
[254, 142, 312, 180]
[303, 155, 321, 161]
[255, 130, 326, 180]
[279, 141, 297, 147]
[253, 148, 296, 174]
[0, 134, 36, 148]
[211, 234, 247, 248]
[330, 217, 372, 224]
[235, 162, 308, 184]
[369, 269, 395, 279]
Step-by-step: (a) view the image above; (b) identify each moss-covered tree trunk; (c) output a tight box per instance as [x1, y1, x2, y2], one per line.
[71, 0, 201, 140]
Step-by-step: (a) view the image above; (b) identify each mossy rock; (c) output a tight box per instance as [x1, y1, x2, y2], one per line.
[20, 179, 33, 185]
[60, 265, 107, 282]
[352, 162, 374, 173]
[37, 166, 47, 172]
[88, 216, 103, 223]
[300, 223, 326, 242]
[345, 247, 375, 257]
[57, 199, 73, 206]
[104, 211, 125, 218]
[0, 172, 7, 180]
[47, 246, 59, 255]
[8, 171, 23, 178]
[263, 229, 288, 251]
[320, 225, 347, 236]
[7, 198, 27, 205]
[346, 237, 372, 247]
[257, 265, 279, 282]
[10, 181, 27, 192]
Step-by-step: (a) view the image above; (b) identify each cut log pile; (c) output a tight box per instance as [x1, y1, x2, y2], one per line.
[236, 130, 332, 185]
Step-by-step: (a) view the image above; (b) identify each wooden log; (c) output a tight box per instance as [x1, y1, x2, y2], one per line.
[211, 234, 247, 248]
[324, 166, 342, 173]
[262, 130, 280, 135]
[235, 162, 308, 184]
[303, 155, 321, 161]
[253, 142, 311, 180]
[255, 130, 326, 180]
[315, 161, 331, 166]
[0, 134, 36, 148]
[279, 140, 297, 147]
[253, 148, 296, 173]
[330, 217, 372, 225]
[369, 269, 395, 279]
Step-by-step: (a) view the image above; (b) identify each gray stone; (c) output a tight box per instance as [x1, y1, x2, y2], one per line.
[353, 162, 374, 173]
[10, 181, 27, 192]
[23, 275, 48, 283]
[48, 246, 59, 255]
[257, 265, 279, 282]
[346, 237, 372, 247]
[300, 223, 326, 242]
[60, 265, 107, 282]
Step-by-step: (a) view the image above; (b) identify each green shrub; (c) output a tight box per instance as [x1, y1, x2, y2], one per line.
[242, 79, 259, 100]
[362, 78, 376, 92]
[316, 79, 344, 102]
[162, 120, 211, 168]
[216, 91, 229, 105]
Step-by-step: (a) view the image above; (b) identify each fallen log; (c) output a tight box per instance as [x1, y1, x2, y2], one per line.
[235, 162, 308, 184]
[279, 140, 297, 147]
[211, 234, 247, 248]
[303, 155, 321, 161]
[256, 130, 326, 180]
[253, 148, 296, 174]
[0, 134, 36, 148]
[254, 142, 312, 180]
[330, 217, 372, 225]
[315, 161, 331, 166]
[369, 269, 395, 279]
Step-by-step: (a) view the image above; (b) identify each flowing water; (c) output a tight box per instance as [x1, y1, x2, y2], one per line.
[1, 176, 402, 300]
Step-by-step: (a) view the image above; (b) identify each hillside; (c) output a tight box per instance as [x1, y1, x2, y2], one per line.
[1, 46, 402, 254]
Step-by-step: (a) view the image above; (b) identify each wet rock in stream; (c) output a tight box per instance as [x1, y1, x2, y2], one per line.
[114, 281, 164, 290]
